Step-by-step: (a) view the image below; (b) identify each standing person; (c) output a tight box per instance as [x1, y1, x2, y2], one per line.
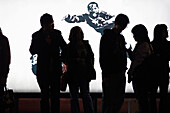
[0, 27, 11, 113]
[64, 26, 95, 113]
[127, 24, 152, 113]
[99, 14, 129, 113]
[29, 13, 66, 113]
[151, 24, 170, 113]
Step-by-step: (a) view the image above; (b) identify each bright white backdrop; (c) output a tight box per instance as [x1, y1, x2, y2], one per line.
[0, 0, 170, 92]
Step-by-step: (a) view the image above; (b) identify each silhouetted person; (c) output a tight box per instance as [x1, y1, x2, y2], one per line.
[128, 24, 152, 113]
[0, 28, 11, 113]
[63, 26, 95, 113]
[63, 2, 115, 35]
[29, 13, 66, 113]
[99, 14, 129, 113]
[151, 24, 170, 113]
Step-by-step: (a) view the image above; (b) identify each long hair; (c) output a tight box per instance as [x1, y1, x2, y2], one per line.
[131, 24, 150, 43]
[153, 24, 168, 41]
[68, 26, 84, 44]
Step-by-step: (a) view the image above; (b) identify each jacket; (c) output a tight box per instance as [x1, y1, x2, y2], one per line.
[29, 28, 66, 77]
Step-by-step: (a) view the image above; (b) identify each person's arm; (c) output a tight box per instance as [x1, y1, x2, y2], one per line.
[29, 33, 40, 55]
[126, 48, 133, 60]
[128, 42, 151, 82]
[99, 30, 117, 78]
[58, 31, 67, 63]
[85, 41, 94, 65]
[100, 11, 115, 25]
[63, 14, 85, 23]
[3, 36, 11, 76]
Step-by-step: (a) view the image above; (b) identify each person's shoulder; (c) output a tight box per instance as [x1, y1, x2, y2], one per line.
[103, 29, 112, 34]
[53, 29, 62, 36]
[139, 42, 150, 49]
[0, 34, 8, 42]
[53, 29, 61, 33]
[83, 40, 91, 46]
[104, 29, 111, 33]
[102, 29, 116, 38]
[32, 29, 42, 38]
[82, 13, 88, 17]
[83, 40, 89, 43]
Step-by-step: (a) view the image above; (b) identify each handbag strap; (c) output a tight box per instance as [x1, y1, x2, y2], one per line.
[4, 85, 8, 92]
[149, 43, 154, 54]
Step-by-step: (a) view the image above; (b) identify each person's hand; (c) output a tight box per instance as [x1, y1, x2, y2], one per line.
[127, 70, 133, 83]
[62, 14, 71, 22]
[0, 76, 7, 85]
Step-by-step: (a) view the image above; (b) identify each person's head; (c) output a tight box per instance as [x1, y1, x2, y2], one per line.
[40, 13, 54, 31]
[154, 24, 168, 41]
[87, 2, 99, 14]
[131, 24, 150, 42]
[69, 26, 84, 43]
[114, 14, 130, 33]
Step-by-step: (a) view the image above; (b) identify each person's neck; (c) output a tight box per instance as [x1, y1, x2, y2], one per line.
[112, 27, 120, 33]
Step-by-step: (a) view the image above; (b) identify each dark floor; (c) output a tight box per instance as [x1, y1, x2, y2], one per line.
[5, 98, 160, 113]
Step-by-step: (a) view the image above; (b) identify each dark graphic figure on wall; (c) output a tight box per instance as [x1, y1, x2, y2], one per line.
[63, 2, 115, 35]
[30, 54, 37, 75]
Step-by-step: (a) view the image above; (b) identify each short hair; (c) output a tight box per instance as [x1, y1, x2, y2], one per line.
[115, 14, 129, 28]
[87, 2, 99, 11]
[40, 13, 53, 26]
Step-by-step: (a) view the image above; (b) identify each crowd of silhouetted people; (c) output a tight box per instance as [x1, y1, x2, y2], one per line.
[0, 12, 170, 113]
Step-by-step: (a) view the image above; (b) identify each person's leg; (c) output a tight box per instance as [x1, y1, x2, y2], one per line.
[69, 82, 80, 113]
[159, 81, 169, 113]
[149, 87, 158, 113]
[50, 75, 60, 113]
[37, 77, 50, 113]
[0, 84, 5, 113]
[133, 80, 149, 113]
[79, 80, 94, 113]
[102, 73, 126, 113]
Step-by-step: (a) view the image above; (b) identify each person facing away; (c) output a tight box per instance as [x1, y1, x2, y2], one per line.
[99, 13, 129, 113]
[127, 24, 152, 113]
[29, 13, 66, 113]
[151, 24, 170, 113]
[0, 27, 11, 113]
[63, 26, 95, 113]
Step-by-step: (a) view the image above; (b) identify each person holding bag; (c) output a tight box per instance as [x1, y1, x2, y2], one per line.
[63, 26, 95, 113]
[127, 24, 152, 113]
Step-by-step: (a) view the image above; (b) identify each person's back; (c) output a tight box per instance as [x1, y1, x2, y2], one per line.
[151, 24, 170, 113]
[100, 29, 127, 76]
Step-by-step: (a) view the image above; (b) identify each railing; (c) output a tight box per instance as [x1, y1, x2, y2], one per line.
[10, 92, 169, 113]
